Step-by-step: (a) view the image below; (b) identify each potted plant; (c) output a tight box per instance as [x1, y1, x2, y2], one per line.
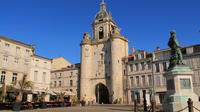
[12, 75, 33, 111]
[56, 92, 66, 107]
[0, 93, 6, 110]
[71, 96, 80, 106]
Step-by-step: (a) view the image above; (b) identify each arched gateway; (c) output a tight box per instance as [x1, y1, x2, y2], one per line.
[95, 83, 110, 104]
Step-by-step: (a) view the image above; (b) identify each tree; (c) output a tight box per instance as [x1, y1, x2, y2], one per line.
[56, 92, 66, 102]
[38, 92, 48, 102]
[15, 75, 33, 102]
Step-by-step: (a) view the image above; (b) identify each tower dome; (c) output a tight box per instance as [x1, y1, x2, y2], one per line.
[94, 0, 112, 22]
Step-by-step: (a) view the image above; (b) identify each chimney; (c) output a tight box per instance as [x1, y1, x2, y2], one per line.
[131, 46, 135, 55]
[156, 46, 160, 51]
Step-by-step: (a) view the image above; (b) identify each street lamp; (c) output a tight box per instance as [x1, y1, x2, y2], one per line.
[151, 52, 156, 112]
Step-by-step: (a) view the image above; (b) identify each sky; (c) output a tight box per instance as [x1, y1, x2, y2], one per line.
[0, 0, 200, 64]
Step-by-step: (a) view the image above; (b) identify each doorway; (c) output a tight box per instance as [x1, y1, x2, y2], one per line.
[95, 83, 109, 104]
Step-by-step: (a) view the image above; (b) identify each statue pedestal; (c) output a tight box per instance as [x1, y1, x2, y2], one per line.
[163, 65, 200, 112]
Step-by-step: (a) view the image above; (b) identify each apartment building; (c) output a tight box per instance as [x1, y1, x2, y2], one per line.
[0, 35, 51, 101]
[123, 45, 200, 104]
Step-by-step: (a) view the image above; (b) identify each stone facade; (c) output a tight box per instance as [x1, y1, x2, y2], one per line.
[51, 57, 72, 70]
[124, 45, 200, 104]
[0, 35, 51, 101]
[80, 1, 128, 104]
[50, 66, 79, 97]
[29, 55, 51, 101]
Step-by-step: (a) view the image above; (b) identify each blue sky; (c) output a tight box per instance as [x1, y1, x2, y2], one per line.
[0, 0, 199, 64]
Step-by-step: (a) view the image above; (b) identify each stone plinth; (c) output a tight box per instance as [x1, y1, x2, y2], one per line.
[163, 65, 200, 112]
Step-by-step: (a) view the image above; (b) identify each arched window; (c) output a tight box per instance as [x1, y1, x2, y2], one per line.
[99, 27, 104, 39]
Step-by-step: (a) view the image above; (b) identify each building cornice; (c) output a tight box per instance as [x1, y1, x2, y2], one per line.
[0, 35, 35, 49]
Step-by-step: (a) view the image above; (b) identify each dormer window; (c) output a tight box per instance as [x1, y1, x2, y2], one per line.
[99, 27, 104, 39]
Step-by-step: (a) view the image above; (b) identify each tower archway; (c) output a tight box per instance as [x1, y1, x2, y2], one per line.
[95, 83, 110, 104]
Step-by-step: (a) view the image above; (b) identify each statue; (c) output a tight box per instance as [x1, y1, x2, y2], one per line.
[83, 32, 90, 40]
[168, 31, 184, 69]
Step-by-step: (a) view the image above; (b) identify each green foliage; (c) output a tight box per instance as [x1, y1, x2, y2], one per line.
[6, 93, 17, 102]
[71, 96, 79, 104]
[55, 92, 66, 102]
[118, 97, 122, 104]
[0, 93, 6, 102]
[15, 75, 34, 102]
[38, 92, 48, 102]
[32, 96, 39, 102]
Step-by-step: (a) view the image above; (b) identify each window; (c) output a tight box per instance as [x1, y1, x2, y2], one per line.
[130, 64, 133, 72]
[141, 62, 145, 70]
[142, 75, 145, 86]
[55, 73, 57, 78]
[194, 46, 200, 53]
[16, 47, 20, 54]
[70, 72, 73, 76]
[44, 62, 47, 68]
[100, 53, 103, 60]
[2, 56, 8, 66]
[59, 73, 62, 77]
[34, 71, 38, 81]
[141, 53, 145, 59]
[70, 80, 73, 86]
[163, 62, 168, 71]
[135, 54, 138, 60]
[12, 73, 17, 83]
[155, 63, 160, 72]
[0, 71, 6, 84]
[14, 57, 19, 64]
[130, 77, 134, 87]
[70, 89, 73, 92]
[147, 61, 151, 70]
[135, 63, 139, 71]
[59, 81, 61, 87]
[25, 49, 30, 56]
[5, 43, 10, 50]
[43, 72, 46, 82]
[54, 81, 57, 87]
[148, 75, 152, 86]
[99, 27, 104, 39]
[35, 60, 39, 66]
[156, 76, 161, 86]
[136, 76, 140, 86]
[24, 62, 29, 71]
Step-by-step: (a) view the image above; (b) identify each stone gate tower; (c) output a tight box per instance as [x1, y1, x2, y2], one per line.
[80, 0, 128, 104]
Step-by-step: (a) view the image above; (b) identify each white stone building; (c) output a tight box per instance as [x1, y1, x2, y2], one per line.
[50, 57, 80, 98]
[124, 45, 200, 104]
[29, 55, 51, 101]
[0, 35, 51, 101]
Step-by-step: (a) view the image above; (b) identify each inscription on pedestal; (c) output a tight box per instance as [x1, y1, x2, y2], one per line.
[167, 79, 174, 90]
[180, 78, 191, 89]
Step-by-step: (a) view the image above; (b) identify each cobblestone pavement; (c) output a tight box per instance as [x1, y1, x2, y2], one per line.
[0, 105, 134, 112]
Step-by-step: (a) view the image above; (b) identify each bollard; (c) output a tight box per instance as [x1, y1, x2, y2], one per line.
[143, 90, 147, 111]
[188, 98, 194, 112]
[134, 99, 138, 112]
[151, 100, 156, 112]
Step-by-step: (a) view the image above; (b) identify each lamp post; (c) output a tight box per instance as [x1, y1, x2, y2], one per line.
[151, 52, 156, 112]
[98, 85, 100, 104]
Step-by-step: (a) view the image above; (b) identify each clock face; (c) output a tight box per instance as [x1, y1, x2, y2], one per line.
[99, 27, 103, 32]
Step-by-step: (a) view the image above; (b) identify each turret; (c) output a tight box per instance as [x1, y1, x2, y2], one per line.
[80, 33, 93, 100]
[110, 27, 128, 102]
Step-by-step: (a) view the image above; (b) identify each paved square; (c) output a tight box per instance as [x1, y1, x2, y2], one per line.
[21, 105, 134, 112]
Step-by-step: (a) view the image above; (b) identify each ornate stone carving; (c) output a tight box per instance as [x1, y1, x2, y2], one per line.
[83, 32, 90, 40]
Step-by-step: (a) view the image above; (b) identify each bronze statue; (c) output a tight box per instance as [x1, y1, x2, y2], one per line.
[168, 31, 184, 69]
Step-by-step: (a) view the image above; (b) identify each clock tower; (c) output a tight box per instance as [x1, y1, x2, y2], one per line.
[80, 0, 129, 104]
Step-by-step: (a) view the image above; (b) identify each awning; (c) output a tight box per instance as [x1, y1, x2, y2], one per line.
[52, 90, 76, 96]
